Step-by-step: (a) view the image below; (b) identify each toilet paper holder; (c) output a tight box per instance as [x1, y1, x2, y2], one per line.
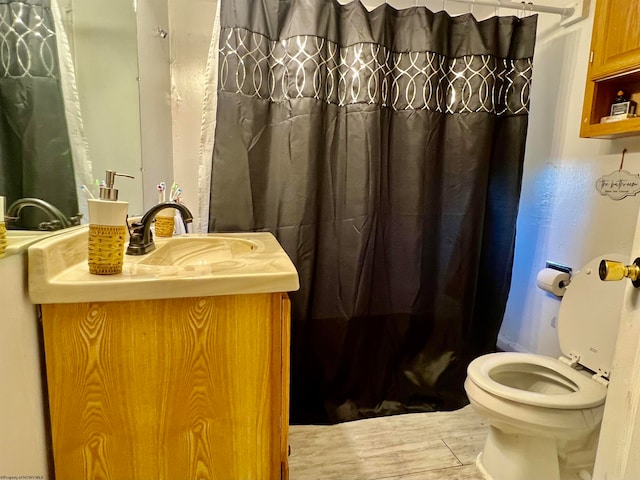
[599, 258, 640, 287]
[546, 261, 572, 276]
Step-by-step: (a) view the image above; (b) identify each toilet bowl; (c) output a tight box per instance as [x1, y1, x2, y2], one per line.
[464, 255, 627, 480]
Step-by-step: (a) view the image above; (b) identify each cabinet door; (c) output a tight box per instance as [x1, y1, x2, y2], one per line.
[589, 0, 640, 79]
[41, 293, 285, 480]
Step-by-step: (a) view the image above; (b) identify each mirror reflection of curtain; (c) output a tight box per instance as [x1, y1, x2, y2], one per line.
[0, 0, 85, 228]
[208, 0, 537, 424]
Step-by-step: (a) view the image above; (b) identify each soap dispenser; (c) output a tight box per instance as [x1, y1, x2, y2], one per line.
[87, 170, 134, 275]
[0, 196, 6, 258]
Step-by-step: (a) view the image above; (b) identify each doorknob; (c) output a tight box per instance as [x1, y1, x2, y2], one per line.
[599, 258, 640, 287]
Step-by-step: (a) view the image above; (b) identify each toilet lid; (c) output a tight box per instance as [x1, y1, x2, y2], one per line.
[558, 254, 627, 377]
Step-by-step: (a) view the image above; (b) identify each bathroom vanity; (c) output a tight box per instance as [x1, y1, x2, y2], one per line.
[29, 227, 299, 480]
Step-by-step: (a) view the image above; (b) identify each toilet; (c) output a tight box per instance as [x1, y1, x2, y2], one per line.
[464, 255, 627, 480]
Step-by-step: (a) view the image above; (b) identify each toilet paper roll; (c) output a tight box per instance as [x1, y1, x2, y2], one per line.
[536, 268, 571, 297]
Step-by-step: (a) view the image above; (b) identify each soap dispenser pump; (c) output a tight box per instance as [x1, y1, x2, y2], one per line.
[87, 170, 134, 275]
[99, 170, 134, 201]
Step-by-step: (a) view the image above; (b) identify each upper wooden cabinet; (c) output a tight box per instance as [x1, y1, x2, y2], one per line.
[589, 0, 640, 80]
[580, 0, 640, 138]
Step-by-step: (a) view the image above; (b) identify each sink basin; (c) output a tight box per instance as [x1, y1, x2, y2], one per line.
[28, 228, 299, 303]
[139, 236, 258, 267]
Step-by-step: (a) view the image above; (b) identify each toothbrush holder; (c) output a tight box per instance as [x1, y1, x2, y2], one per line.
[0, 222, 6, 258]
[87, 199, 128, 275]
[154, 208, 175, 237]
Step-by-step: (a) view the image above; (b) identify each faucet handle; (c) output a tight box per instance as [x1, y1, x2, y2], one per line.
[126, 221, 153, 256]
[69, 213, 83, 226]
[38, 220, 64, 231]
[128, 221, 145, 240]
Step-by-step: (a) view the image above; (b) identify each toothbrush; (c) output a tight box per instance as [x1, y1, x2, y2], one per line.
[160, 182, 166, 202]
[171, 187, 182, 202]
[157, 184, 164, 204]
[169, 182, 178, 201]
[80, 185, 95, 199]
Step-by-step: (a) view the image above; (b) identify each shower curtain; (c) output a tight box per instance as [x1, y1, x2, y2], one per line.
[208, 0, 537, 423]
[0, 0, 81, 228]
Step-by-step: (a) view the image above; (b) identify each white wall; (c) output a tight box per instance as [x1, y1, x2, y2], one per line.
[167, 0, 218, 223]
[498, 4, 640, 356]
[135, 0, 217, 224]
[0, 253, 50, 478]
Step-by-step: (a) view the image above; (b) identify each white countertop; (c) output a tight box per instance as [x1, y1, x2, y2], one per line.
[28, 226, 299, 304]
[6, 227, 82, 256]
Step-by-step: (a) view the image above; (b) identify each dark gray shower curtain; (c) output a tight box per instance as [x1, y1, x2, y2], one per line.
[0, 0, 78, 227]
[210, 0, 536, 423]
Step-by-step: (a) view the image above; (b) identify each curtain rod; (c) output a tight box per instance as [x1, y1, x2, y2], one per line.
[444, 0, 574, 17]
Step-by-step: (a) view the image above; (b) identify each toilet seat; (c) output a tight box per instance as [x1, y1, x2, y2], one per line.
[467, 352, 607, 409]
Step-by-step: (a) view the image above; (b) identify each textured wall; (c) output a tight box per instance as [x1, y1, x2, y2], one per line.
[498, 7, 640, 356]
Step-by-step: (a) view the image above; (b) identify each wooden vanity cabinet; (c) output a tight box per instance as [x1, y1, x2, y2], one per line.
[41, 292, 291, 480]
[580, 0, 640, 138]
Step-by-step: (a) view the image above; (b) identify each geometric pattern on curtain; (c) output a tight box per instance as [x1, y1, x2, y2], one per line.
[219, 27, 533, 114]
[0, 3, 57, 78]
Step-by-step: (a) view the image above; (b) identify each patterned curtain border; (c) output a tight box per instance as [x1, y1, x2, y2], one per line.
[219, 27, 533, 115]
[0, 2, 57, 78]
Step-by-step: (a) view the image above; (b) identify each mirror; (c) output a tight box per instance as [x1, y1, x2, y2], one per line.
[0, 0, 144, 257]
[58, 0, 144, 213]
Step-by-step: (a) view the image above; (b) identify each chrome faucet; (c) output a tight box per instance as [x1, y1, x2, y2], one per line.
[6, 198, 74, 231]
[126, 201, 194, 255]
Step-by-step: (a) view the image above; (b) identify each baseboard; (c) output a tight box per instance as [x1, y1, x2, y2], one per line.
[496, 335, 530, 353]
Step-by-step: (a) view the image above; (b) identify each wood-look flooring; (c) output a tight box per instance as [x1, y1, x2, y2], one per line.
[289, 405, 488, 480]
